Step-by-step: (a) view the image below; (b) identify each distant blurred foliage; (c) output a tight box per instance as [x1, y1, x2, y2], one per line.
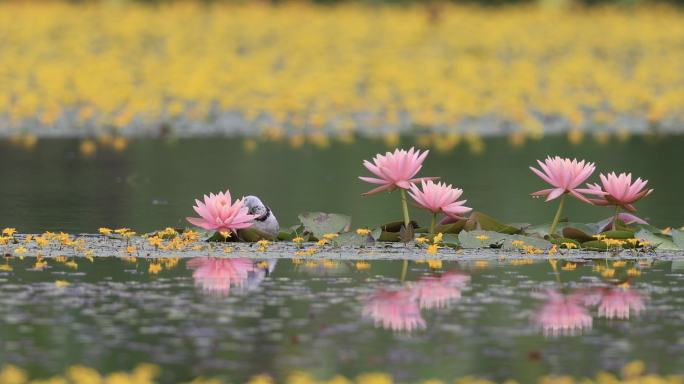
[1, 2, 683, 138]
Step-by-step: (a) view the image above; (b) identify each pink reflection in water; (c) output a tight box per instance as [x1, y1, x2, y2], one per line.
[534, 290, 593, 337]
[187, 258, 274, 295]
[596, 287, 645, 320]
[413, 272, 470, 310]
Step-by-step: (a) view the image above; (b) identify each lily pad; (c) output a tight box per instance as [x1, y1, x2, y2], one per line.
[433, 219, 467, 234]
[562, 227, 595, 242]
[670, 229, 684, 249]
[299, 212, 351, 239]
[635, 229, 679, 250]
[599, 230, 635, 240]
[332, 231, 374, 247]
[464, 212, 521, 234]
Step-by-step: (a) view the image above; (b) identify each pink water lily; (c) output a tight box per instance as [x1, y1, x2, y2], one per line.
[359, 147, 437, 196]
[530, 156, 605, 234]
[530, 156, 603, 204]
[586, 172, 654, 212]
[186, 190, 257, 233]
[408, 181, 472, 232]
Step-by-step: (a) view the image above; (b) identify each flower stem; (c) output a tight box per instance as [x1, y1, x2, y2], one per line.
[400, 189, 411, 228]
[429, 213, 437, 235]
[549, 194, 567, 236]
[612, 206, 621, 230]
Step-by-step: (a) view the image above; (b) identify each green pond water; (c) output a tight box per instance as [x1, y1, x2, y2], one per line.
[0, 135, 683, 234]
[0, 257, 682, 382]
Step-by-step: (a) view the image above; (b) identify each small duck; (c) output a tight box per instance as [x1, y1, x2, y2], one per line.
[240, 195, 280, 240]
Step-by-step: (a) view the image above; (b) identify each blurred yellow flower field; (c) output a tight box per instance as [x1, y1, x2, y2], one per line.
[1, 2, 683, 138]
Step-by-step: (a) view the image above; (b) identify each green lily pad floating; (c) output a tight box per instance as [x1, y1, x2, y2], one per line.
[599, 230, 635, 240]
[458, 230, 551, 250]
[670, 229, 684, 249]
[635, 229, 679, 250]
[331, 231, 374, 247]
[464, 212, 521, 234]
[277, 225, 306, 241]
[299, 212, 351, 239]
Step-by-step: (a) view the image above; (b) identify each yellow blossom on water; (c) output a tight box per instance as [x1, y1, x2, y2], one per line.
[593, 234, 607, 241]
[356, 228, 371, 236]
[511, 240, 525, 247]
[34, 259, 48, 269]
[149, 263, 162, 275]
[322, 233, 339, 240]
[0, 237, 10, 245]
[292, 236, 305, 244]
[114, 228, 131, 235]
[316, 239, 329, 247]
[415, 237, 429, 245]
[14, 246, 27, 255]
[427, 260, 442, 269]
[561, 242, 577, 249]
[626, 238, 640, 246]
[126, 245, 136, 254]
[219, 231, 232, 240]
[475, 235, 489, 242]
[548, 245, 558, 255]
[35, 237, 50, 247]
[432, 233, 443, 244]
[64, 260, 78, 269]
[603, 238, 625, 247]
[148, 236, 163, 248]
[55, 280, 70, 288]
[224, 246, 234, 253]
[426, 244, 439, 255]
[355, 261, 371, 270]
[2, 228, 17, 236]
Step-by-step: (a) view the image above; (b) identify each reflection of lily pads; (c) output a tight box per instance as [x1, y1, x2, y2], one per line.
[299, 212, 351, 239]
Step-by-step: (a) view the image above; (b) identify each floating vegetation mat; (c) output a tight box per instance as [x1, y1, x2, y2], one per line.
[1, 3, 684, 138]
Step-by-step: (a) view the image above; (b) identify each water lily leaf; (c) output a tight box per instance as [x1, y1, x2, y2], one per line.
[581, 240, 608, 250]
[377, 231, 401, 242]
[277, 225, 305, 241]
[562, 227, 594, 242]
[332, 232, 374, 247]
[635, 229, 679, 250]
[599, 230, 635, 240]
[440, 233, 460, 246]
[370, 227, 383, 241]
[433, 220, 467, 234]
[206, 231, 237, 242]
[299, 212, 351, 239]
[671, 230, 684, 249]
[459, 230, 551, 249]
[381, 220, 419, 233]
[465, 212, 521, 234]
[238, 228, 276, 242]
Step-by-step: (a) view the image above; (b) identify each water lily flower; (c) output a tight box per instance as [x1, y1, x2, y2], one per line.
[530, 156, 604, 234]
[359, 147, 436, 195]
[408, 180, 472, 233]
[186, 190, 257, 233]
[362, 288, 426, 332]
[585, 172, 653, 229]
[360, 147, 437, 227]
[533, 290, 592, 337]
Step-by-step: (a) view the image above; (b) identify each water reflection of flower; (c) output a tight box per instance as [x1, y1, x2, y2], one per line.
[362, 271, 469, 332]
[187, 257, 275, 295]
[413, 272, 470, 310]
[534, 290, 593, 337]
[595, 287, 645, 320]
